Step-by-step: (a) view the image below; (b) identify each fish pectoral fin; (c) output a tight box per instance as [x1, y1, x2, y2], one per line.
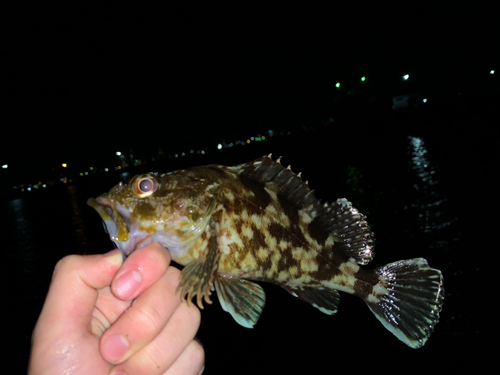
[285, 286, 340, 315]
[177, 219, 221, 309]
[214, 274, 266, 329]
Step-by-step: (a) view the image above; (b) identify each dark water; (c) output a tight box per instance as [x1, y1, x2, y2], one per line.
[3, 107, 497, 373]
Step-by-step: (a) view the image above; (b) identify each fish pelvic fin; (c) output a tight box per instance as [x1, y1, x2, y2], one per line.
[364, 258, 444, 348]
[214, 274, 266, 328]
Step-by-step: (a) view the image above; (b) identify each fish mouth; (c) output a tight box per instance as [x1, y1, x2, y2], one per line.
[87, 195, 148, 257]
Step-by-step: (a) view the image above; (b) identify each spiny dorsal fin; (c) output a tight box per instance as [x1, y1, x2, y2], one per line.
[234, 156, 375, 265]
[234, 155, 321, 211]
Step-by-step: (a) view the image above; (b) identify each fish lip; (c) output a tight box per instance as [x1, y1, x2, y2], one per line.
[96, 194, 111, 206]
[87, 195, 136, 257]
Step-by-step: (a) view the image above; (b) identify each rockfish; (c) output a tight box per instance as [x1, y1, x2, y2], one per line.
[87, 154, 444, 348]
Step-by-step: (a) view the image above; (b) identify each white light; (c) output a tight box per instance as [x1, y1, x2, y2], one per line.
[423, 98, 428, 103]
[1, 164, 7, 169]
[116, 151, 122, 156]
[490, 70, 495, 74]
[104, 168, 109, 172]
[217, 144, 222, 150]
[403, 74, 409, 80]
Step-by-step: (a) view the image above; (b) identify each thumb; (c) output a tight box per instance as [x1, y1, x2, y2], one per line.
[35, 250, 124, 336]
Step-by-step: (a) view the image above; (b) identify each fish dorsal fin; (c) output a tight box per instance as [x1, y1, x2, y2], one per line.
[234, 155, 375, 265]
[234, 154, 321, 211]
[316, 198, 375, 265]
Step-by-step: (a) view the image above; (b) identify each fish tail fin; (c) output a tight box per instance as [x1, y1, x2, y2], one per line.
[364, 258, 444, 348]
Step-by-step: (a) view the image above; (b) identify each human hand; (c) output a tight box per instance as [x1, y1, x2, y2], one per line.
[28, 242, 204, 375]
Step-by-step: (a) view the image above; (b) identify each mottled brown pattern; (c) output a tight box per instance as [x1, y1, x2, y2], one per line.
[277, 194, 299, 225]
[314, 245, 346, 278]
[307, 217, 328, 247]
[135, 201, 156, 217]
[239, 175, 272, 213]
[227, 242, 244, 266]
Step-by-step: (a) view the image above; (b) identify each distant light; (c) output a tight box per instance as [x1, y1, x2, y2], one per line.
[247, 139, 250, 144]
[403, 74, 410, 80]
[201, 150, 205, 154]
[1, 164, 7, 169]
[80, 172, 83, 176]
[423, 98, 428, 103]
[104, 168, 109, 172]
[335, 82, 341, 88]
[42, 184, 46, 188]
[62, 163, 67, 168]
[217, 144, 222, 150]
[116, 151, 122, 156]
[490, 70, 495, 75]
[90, 167, 93, 171]
[361, 76, 366, 82]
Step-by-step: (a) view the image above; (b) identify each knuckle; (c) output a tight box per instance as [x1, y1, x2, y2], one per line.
[135, 303, 165, 332]
[53, 254, 81, 275]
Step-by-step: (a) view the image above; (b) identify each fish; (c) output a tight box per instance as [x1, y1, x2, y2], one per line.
[87, 154, 444, 348]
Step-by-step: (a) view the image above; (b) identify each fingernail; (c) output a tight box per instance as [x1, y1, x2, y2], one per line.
[114, 270, 143, 299]
[103, 334, 129, 363]
[104, 249, 124, 267]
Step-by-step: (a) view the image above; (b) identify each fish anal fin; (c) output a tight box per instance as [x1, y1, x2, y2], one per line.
[285, 286, 340, 315]
[177, 218, 220, 309]
[214, 274, 266, 328]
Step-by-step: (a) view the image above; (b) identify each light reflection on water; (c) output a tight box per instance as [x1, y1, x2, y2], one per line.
[9, 198, 36, 255]
[407, 136, 458, 240]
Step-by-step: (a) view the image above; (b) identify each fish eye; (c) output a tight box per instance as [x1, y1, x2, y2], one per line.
[132, 175, 159, 198]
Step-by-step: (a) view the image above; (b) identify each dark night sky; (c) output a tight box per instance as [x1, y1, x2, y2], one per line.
[2, 2, 497, 175]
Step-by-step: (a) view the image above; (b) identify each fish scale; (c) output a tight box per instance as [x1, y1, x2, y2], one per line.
[88, 154, 444, 348]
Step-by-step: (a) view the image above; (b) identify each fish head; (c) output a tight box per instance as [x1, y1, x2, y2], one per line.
[87, 171, 219, 259]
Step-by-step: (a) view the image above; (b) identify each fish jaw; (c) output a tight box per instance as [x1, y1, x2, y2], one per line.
[87, 195, 151, 257]
[87, 194, 208, 261]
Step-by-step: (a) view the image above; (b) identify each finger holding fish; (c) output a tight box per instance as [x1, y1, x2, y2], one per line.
[100, 243, 203, 374]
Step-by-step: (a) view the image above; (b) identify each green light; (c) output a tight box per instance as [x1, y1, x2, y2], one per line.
[361, 76, 366, 82]
[335, 82, 340, 88]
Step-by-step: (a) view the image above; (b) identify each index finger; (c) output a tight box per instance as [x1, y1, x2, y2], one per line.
[111, 242, 172, 301]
